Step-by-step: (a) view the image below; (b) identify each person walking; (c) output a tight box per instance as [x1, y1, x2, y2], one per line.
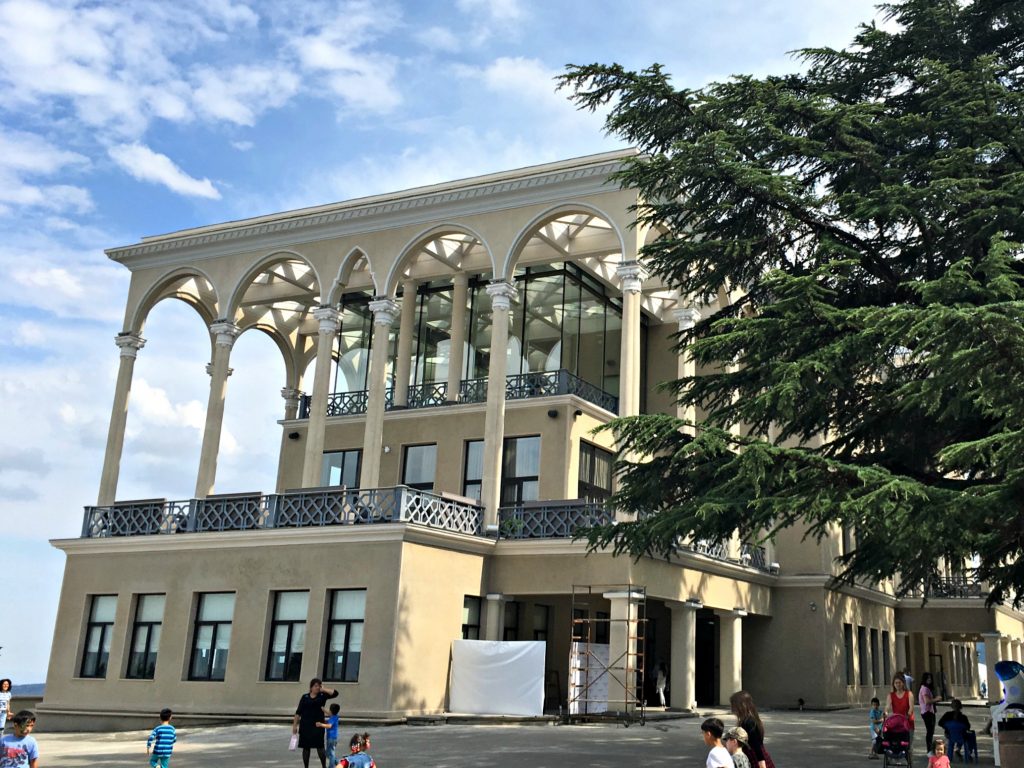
[0, 680, 11, 733]
[889, 674, 916, 744]
[293, 678, 339, 768]
[146, 708, 176, 768]
[729, 691, 774, 768]
[655, 662, 668, 707]
[919, 672, 937, 754]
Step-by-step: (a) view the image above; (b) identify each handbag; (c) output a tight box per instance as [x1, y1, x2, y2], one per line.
[288, 734, 299, 751]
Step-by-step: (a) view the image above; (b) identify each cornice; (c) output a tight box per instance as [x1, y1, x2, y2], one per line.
[775, 574, 898, 607]
[106, 151, 637, 270]
[51, 521, 495, 557]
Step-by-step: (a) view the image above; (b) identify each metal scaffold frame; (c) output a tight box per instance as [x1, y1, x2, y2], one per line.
[566, 583, 647, 726]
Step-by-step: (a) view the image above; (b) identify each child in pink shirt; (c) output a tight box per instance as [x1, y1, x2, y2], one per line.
[928, 737, 950, 768]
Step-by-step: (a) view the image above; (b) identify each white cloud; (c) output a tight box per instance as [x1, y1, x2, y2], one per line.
[193, 65, 301, 126]
[10, 320, 47, 347]
[414, 26, 460, 52]
[232, 140, 255, 151]
[11, 266, 84, 298]
[457, 0, 523, 22]
[0, 129, 93, 215]
[108, 143, 221, 199]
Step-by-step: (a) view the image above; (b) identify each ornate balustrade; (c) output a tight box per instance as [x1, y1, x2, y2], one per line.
[459, 369, 618, 413]
[903, 576, 985, 599]
[498, 500, 615, 539]
[82, 486, 482, 539]
[406, 381, 449, 409]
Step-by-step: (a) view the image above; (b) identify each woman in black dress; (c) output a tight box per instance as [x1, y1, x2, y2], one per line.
[730, 690, 775, 768]
[293, 677, 339, 768]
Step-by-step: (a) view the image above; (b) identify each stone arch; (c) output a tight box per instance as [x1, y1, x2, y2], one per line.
[235, 321, 300, 391]
[501, 202, 626, 281]
[326, 247, 372, 305]
[382, 223, 493, 297]
[127, 267, 219, 334]
[225, 249, 323, 321]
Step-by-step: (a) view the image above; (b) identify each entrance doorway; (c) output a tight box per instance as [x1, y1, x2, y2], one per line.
[695, 608, 719, 707]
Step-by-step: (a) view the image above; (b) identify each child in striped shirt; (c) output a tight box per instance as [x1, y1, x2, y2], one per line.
[146, 708, 176, 768]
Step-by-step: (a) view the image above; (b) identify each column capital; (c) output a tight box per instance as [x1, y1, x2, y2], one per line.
[616, 260, 647, 294]
[114, 332, 146, 358]
[312, 306, 340, 335]
[281, 387, 302, 404]
[452, 271, 470, 287]
[368, 297, 399, 326]
[206, 362, 234, 377]
[485, 593, 508, 603]
[895, 631, 909, 638]
[673, 306, 702, 330]
[486, 280, 517, 310]
[210, 320, 241, 347]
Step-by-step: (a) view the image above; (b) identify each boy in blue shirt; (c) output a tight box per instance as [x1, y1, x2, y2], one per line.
[146, 708, 176, 768]
[0, 711, 39, 768]
[868, 697, 885, 759]
[317, 703, 341, 767]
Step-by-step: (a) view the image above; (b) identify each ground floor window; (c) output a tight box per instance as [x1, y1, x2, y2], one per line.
[462, 596, 481, 640]
[266, 591, 308, 682]
[322, 449, 361, 487]
[189, 592, 235, 681]
[858, 625, 869, 685]
[126, 594, 164, 680]
[844, 623, 854, 685]
[80, 594, 116, 678]
[324, 589, 366, 682]
[503, 601, 520, 641]
[882, 630, 892, 682]
[533, 604, 550, 641]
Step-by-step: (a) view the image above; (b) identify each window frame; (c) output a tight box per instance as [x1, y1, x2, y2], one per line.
[462, 596, 482, 640]
[857, 625, 869, 686]
[503, 601, 520, 641]
[80, 594, 117, 679]
[265, 591, 309, 683]
[188, 592, 235, 682]
[501, 435, 541, 504]
[323, 588, 366, 683]
[578, 441, 613, 502]
[882, 630, 892, 683]
[402, 443, 437, 492]
[322, 448, 362, 488]
[533, 604, 550, 642]
[844, 623, 855, 686]
[125, 594, 164, 680]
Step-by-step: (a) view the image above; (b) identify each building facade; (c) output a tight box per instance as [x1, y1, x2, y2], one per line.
[43, 150, 1024, 729]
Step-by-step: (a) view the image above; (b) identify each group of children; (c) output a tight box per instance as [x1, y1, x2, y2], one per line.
[868, 694, 965, 768]
[317, 703, 376, 768]
[700, 718, 752, 768]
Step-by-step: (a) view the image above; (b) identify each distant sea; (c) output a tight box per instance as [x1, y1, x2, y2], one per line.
[12, 684, 44, 696]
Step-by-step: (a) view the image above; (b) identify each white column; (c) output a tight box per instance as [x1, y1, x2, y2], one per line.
[895, 632, 909, 679]
[1014, 639, 1023, 664]
[604, 590, 642, 712]
[480, 281, 516, 530]
[616, 261, 646, 417]
[673, 306, 702, 430]
[300, 307, 340, 488]
[983, 633, 1003, 702]
[669, 601, 699, 711]
[718, 610, 744, 705]
[195, 321, 240, 498]
[446, 272, 469, 403]
[281, 387, 301, 421]
[944, 641, 957, 697]
[359, 299, 398, 488]
[484, 593, 507, 642]
[97, 332, 146, 505]
[393, 279, 418, 408]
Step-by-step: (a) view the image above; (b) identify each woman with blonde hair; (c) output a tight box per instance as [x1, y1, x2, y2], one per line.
[729, 690, 774, 768]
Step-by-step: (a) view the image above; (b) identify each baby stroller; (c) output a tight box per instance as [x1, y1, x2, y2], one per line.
[881, 713, 913, 767]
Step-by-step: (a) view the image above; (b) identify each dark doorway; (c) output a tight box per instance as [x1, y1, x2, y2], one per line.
[695, 608, 719, 707]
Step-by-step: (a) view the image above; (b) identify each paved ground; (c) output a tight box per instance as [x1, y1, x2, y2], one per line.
[34, 705, 995, 767]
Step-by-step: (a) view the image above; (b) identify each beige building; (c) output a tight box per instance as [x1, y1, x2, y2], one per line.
[43, 150, 1024, 729]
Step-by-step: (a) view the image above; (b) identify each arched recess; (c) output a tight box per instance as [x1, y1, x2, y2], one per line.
[382, 224, 493, 297]
[127, 267, 219, 334]
[502, 203, 626, 282]
[326, 247, 374, 306]
[236, 320, 300, 392]
[225, 250, 323, 321]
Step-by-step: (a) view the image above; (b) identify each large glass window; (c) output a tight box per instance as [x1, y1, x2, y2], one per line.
[80, 594, 117, 678]
[409, 283, 455, 386]
[126, 594, 164, 680]
[503, 601, 520, 641]
[333, 292, 397, 394]
[533, 604, 550, 641]
[266, 591, 308, 682]
[844, 624, 854, 685]
[462, 596, 481, 640]
[189, 592, 234, 681]
[501, 436, 540, 504]
[324, 589, 365, 682]
[402, 444, 437, 492]
[463, 440, 484, 500]
[322, 449, 361, 488]
[882, 630, 892, 682]
[579, 442, 613, 502]
[858, 625, 869, 685]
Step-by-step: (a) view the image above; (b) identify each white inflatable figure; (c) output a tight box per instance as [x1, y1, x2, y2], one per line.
[991, 659, 1024, 766]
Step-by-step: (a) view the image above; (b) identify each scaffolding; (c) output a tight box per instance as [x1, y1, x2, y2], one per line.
[567, 583, 647, 726]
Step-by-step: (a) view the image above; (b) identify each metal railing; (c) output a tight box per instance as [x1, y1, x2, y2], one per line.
[406, 381, 449, 409]
[82, 486, 483, 538]
[497, 500, 616, 539]
[460, 369, 619, 413]
[904, 576, 985, 599]
[298, 388, 394, 418]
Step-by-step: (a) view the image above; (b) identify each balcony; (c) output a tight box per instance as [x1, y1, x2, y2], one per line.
[903, 576, 986, 600]
[298, 369, 618, 419]
[82, 486, 483, 538]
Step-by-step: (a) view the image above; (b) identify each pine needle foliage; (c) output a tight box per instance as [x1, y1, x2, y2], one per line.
[557, 0, 1024, 606]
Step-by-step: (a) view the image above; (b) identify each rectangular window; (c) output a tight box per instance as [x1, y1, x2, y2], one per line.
[858, 625, 869, 685]
[503, 601, 520, 641]
[402, 444, 437, 492]
[882, 630, 892, 682]
[844, 624, 854, 686]
[189, 592, 235, 681]
[464, 436, 542, 503]
[462, 596, 481, 640]
[322, 449, 361, 488]
[80, 594, 117, 678]
[578, 442, 613, 502]
[533, 604, 550, 641]
[324, 589, 366, 682]
[870, 628, 881, 685]
[463, 440, 484, 500]
[595, 611, 610, 645]
[126, 594, 164, 680]
[266, 591, 309, 682]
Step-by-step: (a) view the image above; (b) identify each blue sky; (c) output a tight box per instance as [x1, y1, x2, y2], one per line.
[0, 0, 883, 684]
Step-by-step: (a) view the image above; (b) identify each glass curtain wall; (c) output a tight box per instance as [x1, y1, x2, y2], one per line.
[331, 291, 396, 393]
[408, 282, 455, 387]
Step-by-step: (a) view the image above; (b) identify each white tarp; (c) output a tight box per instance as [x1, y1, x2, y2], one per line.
[450, 640, 546, 716]
[569, 641, 610, 714]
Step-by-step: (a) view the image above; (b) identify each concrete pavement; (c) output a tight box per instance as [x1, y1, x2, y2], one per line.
[33, 704, 995, 767]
